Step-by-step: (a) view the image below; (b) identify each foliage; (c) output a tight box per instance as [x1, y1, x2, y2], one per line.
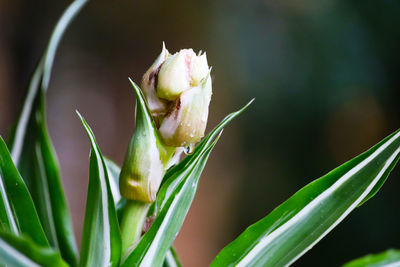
[0, 1, 399, 266]
[342, 250, 400, 267]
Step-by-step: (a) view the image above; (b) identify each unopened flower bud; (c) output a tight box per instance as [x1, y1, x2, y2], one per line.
[157, 49, 209, 101]
[142, 45, 212, 147]
[121, 46, 212, 202]
[119, 80, 177, 203]
[141, 43, 170, 116]
[159, 73, 212, 147]
[119, 128, 164, 202]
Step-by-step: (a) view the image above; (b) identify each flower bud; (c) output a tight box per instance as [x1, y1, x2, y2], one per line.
[156, 49, 209, 101]
[119, 80, 177, 203]
[143, 46, 212, 147]
[119, 128, 164, 202]
[141, 43, 170, 116]
[120, 46, 212, 202]
[159, 73, 212, 147]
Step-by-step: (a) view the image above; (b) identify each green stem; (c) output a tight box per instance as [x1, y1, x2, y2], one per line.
[120, 200, 150, 258]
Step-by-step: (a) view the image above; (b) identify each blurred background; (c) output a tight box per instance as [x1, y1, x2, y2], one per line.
[1, 0, 400, 266]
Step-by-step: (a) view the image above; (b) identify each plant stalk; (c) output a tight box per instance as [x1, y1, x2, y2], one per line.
[120, 200, 150, 258]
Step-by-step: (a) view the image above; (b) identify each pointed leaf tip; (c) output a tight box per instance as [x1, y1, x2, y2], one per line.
[343, 249, 400, 267]
[6, 0, 90, 264]
[212, 128, 400, 267]
[79, 115, 122, 267]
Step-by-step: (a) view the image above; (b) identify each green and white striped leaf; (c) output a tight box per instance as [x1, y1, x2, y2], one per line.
[78, 113, 121, 267]
[0, 137, 48, 247]
[0, 231, 67, 267]
[343, 249, 400, 267]
[211, 129, 400, 267]
[7, 0, 88, 264]
[104, 157, 182, 267]
[122, 137, 219, 267]
[157, 99, 253, 212]
[121, 100, 253, 267]
[163, 247, 182, 267]
[104, 158, 127, 222]
[105, 158, 122, 205]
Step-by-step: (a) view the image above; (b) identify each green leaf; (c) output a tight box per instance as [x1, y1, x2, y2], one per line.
[104, 157, 126, 223]
[211, 129, 400, 267]
[122, 137, 219, 267]
[119, 79, 171, 203]
[121, 100, 253, 267]
[163, 247, 182, 267]
[103, 157, 181, 267]
[343, 249, 400, 267]
[157, 99, 254, 212]
[0, 231, 68, 267]
[0, 137, 48, 247]
[78, 113, 121, 267]
[7, 0, 88, 265]
[104, 158, 122, 205]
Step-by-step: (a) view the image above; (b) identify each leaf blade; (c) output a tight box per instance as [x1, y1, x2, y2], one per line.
[0, 231, 68, 267]
[104, 158, 122, 204]
[211, 129, 400, 267]
[122, 138, 219, 267]
[7, 0, 88, 264]
[157, 99, 253, 211]
[78, 113, 121, 267]
[0, 137, 48, 247]
[104, 157, 181, 267]
[343, 249, 400, 267]
[121, 100, 253, 267]
[163, 247, 182, 267]
[9, 0, 88, 162]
